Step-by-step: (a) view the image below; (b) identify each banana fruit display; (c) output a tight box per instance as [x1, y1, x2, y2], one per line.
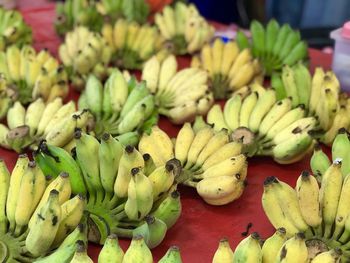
[0, 98, 93, 153]
[0, 7, 32, 51]
[154, 2, 215, 55]
[142, 54, 214, 124]
[58, 26, 112, 91]
[0, 156, 86, 262]
[78, 70, 158, 138]
[205, 85, 316, 164]
[0, 45, 69, 104]
[191, 38, 263, 99]
[102, 19, 164, 69]
[236, 19, 308, 75]
[98, 234, 183, 263]
[36, 131, 182, 246]
[273, 63, 350, 145]
[138, 124, 247, 205]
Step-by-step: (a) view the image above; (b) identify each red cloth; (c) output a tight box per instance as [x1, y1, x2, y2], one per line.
[1, 1, 334, 262]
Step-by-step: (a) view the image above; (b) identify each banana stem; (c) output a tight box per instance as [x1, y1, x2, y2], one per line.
[182, 180, 197, 188]
[111, 203, 126, 216]
[113, 227, 133, 238]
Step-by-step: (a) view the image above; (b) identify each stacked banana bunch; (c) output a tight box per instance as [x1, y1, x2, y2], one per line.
[55, 0, 104, 36]
[236, 19, 308, 75]
[78, 71, 158, 138]
[36, 131, 182, 246]
[138, 125, 247, 205]
[273, 63, 350, 145]
[0, 156, 86, 262]
[205, 85, 316, 164]
[191, 38, 263, 99]
[154, 2, 215, 55]
[58, 26, 112, 91]
[0, 7, 32, 51]
[102, 19, 164, 69]
[142, 54, 214, 124]
[98, 234, 183, 263]
[0, 45, 69, 104]
[0, 98, 92, 152]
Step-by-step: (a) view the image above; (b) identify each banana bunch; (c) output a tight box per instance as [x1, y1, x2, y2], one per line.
[0, 156, 86, 262]
[142, 54, 214, 124]
[0, 45, 69, 104]
[55, 0, 104, 36]
[236, 19, 308, 75]
[98, 234, 183, 263]
[102, 19, 164, 69]
[97, 0, 150, 24]
[191, 38, 263, 99]
[36, 131, 182, 246]
[0, 7, 32, 51]
[0, 98, 93, 152]
[205, 85, 316, 164]
[138, 125, 247, 205]
[0, 75, 16, 120]
[273, 63, 350, 145]
[58, 26, 112, 91]
[78, 71, 158, 138]
[154, 2, 215, 55]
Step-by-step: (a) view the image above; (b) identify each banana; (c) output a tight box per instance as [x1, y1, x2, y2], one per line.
[122, 235, 153, 263]
[158, 55, 178, 94]
[333, 173, 350, 239]
[143, 153, 156, 175]
[261, 228, 287, 263]
[293, 62, 311, 106]
[223, 94, 242, 132]
[26, 189, 62, 257]
[233, 232, 262, 262]
[311, 249, 342, 263]
[141, 55, 160, 94]
[200, 43, 213, 75]
[295, 170, 322, 228]
[44, 100, 76, 135]
[229, 60, 256, 90]
[175, 122, 195, 166]
[6, 45, 21, 82]
[7, 101, 25, 129]
[322, 106, 350, 145]
[24, 98, 45, 136]
[332, 128, 350, 177]
[98, 234, 124, 263]
[0, 159, 10, 234]
[162, 5, 176, 38]
[212, 238, 234, 263]
[275, 233, 308, 263]
[113, 19, 128, 50]
[148, 161, 177, 199]
[309, 67, 325, 114]
[211, 38, 224, 75]
[125, 167, 153, 221]
[228, 49, 252, 80]
[114, 145, 144, 198]
[159, 246, 183, 263]
[70, 240, 93, 263]
[206, 104, 228, 131]
[239, 91, 259, 127]
[281, 65, 299, 107]
[310, 144, 331, 182]
[140, 215, 168, 249]
[221, 41, 240, 76]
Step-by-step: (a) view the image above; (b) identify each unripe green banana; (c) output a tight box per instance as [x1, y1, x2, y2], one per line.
[310, 144, 331, 183]
[98, 234, 124, 263]
[233, 232, 262, 262]
[70, 240, 93, 263]
[122, 235, 153, 263]
[332, 128, 350, 177]
[159, 246, 183, 263]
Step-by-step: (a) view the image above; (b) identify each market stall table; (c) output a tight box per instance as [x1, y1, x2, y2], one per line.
[0, 1, 334, 262]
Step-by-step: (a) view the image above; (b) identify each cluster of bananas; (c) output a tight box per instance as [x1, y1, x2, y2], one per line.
[0, 7, 32, 51]
[78, 71, 158, 138]
[142, 54, 214, 124]
[98, 234, 183, 263]
[0, 45, 69, 104]
[0, 155, 86, 262]
[205, 85, 316, 164]
[35, 132, 182, 246]
[138, 124, 247, 205]
[102, 19, 164, 69]
[191, 38, 263, 99]
[0, 98, 92, 152]
[274, 63, 350, 145]
[55, 0, 150, 36]
[236, 19, 308, 75]
[155, 2, 214, 55]
[59, 26, 112, 91]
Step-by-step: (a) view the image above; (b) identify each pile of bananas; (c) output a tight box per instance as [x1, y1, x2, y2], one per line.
[58, 26, 112, 91]
[236, 19, 308, 75]
[0, 7, 32, 51]
[102, 19, 164, 69]
[55, 0, 150, 36]
[0, 98, 92, 152]
[0, 45, 69, 104]
[273, 63, 350, 145]
[191, 38, 263, 99]
[155, 2, 214, 55]
[138, 125, 247, 205]
[0, 155, 86, 262]
[98, 234, 183, 263]
[78, 70, 158, 138]
[205, 85, 316, 164]
[142, 54, 214, 124]
[36, 132, 182, 246]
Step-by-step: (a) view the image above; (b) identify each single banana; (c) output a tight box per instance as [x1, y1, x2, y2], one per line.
[159, 246, 183, 263]
[0, 159, 10, 234]
[206, 104, 229, 131]
[261, 228, 287, 263]
[239, 91, 259, 128]
[275, 233, 308, 263]
[212, 238, 234, 263]
[122, 235, 153, 263]
[233, 232, 262, 263]
[98, 234, 124, 263]
[223, 94, 242, 132]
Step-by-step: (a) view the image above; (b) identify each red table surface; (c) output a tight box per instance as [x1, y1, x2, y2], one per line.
[1, 1, 334, 262]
